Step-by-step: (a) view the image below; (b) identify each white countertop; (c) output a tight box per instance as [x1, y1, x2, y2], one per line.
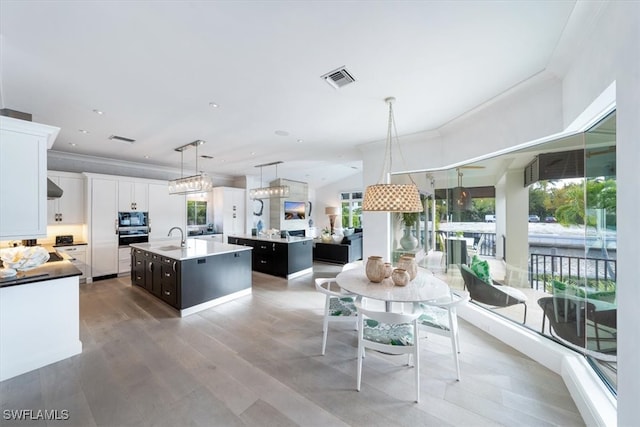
[228, 234, 313, 244]
[130, 239, 252, 260]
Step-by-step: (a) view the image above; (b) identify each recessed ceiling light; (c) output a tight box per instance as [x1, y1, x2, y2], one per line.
[78, 129, 89, 134]
[250, 152, 256, 155]
[209, 102, 219, 108]
[275, 130, 289, 137]
[144, 155, 150, 159]
[69, 142, 77, 147]
[297, 139, 303, 143]
[92, 109, 103, 115]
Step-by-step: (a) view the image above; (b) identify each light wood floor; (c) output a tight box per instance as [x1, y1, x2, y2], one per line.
[0, 263, 585, 426]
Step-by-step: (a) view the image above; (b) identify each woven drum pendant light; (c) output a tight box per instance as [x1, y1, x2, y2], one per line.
[362, 97, 422, 212]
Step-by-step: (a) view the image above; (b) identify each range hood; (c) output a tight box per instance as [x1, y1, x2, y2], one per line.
[47, 178, 63, 199]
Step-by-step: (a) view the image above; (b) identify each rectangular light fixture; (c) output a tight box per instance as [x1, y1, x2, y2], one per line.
[168, 140, 212, 195]
[249, 161, 290, 199]
[249, 185, 290, 199]
[168, 173, 213, 195]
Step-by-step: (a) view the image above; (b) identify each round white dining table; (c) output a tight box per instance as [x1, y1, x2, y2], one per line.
[335, 266, 450, 309]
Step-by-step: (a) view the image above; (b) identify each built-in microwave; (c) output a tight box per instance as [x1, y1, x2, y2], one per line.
[118, 212, 149, 247]
[118, 211, 149, 228]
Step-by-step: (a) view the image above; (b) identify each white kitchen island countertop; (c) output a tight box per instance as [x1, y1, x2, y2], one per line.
[130, 239, 251, 260]
[227, 234, 313, 244]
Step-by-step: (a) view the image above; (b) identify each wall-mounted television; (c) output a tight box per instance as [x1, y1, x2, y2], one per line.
[284, 201, 305, 220]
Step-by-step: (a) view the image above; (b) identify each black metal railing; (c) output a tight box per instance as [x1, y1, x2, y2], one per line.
[435, 231, 496, 257]
[529, 253, 617, 291]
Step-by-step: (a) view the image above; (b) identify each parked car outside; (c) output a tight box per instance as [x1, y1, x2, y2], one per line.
[528, 214, 540, 222]
[545, 216, 557, 223]
[485, 214, 496, 223]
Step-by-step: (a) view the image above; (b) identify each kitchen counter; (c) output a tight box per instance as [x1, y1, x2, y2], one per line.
[227, 234, 313, 244]
[130, 238, 251, 261]
[0, 256, 82, 289]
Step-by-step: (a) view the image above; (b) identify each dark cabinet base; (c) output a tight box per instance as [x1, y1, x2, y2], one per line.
[228, 237, 312, 278]
[130, 247, 252, 316]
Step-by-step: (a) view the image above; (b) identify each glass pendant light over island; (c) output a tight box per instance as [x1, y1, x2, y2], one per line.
[249, 161, 290, 199]
[168, 140, 213, 195]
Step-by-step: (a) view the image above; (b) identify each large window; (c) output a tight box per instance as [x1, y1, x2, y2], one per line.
[340, 192, 362, 228]
[187, 200, 207, 225]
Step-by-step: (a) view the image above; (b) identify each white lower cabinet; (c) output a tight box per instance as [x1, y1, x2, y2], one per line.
[118, 247, 131, 274]
[55, 244, 87, 281]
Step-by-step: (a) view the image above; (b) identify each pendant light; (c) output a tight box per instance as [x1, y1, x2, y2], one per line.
[249, 161, 290, 199]
[452, 168, 472, 210]
[362, 97, 422, 212]
[168, 140, 213, 195]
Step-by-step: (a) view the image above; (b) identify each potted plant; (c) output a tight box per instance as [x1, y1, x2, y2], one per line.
[398, 212, 419, 250]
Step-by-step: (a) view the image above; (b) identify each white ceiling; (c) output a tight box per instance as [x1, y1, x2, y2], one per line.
[0, 1, 580, 187]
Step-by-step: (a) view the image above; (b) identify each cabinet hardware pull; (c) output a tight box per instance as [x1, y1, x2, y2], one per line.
[115, 219, 119, 235]
[164, 291, 170, 295]
[261, 260, 267, 264]
[148, 262, 153, 272]
[172, 261, 177, 272]
[165, 273, 171, 277]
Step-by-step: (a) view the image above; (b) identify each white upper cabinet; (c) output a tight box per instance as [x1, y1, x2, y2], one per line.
[47, 171, 85, 225]
[118, 181, 148, 211]
[0, 117, 59, 239]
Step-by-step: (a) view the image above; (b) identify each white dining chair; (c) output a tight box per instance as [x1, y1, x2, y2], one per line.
[355, 299, 423, 403]
[418, 290, 469, 381]
[314, 278, 358, 355]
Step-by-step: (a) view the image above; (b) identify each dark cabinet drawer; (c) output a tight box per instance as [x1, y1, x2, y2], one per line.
[160, 258, 179, 307]
[160, 279, 177, 306]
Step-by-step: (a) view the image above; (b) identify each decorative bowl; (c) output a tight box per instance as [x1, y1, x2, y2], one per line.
[0, 246, 49, 271]
[343, 228, 355, 236]
[332, 234, 343, 243]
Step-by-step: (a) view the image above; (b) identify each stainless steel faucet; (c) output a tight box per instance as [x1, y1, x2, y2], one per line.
[167, 227, 185, 247]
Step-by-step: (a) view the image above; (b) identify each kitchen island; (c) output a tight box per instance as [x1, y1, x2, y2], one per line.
[227, 234, 313, 279]
[0, 258, 82, 382]
[130, 239, 252, 316]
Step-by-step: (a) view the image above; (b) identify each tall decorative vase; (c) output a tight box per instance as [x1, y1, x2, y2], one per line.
[365, 256, 385, 283]
[397, 255, 418, 281]
[399, 227, 418, 250]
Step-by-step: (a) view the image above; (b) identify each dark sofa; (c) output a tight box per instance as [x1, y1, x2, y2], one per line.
[313, 232, 363, 264]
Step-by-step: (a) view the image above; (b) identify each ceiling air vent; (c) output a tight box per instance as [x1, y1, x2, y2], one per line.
[108, 134, 136, 144]
[321, 66, 356, 89]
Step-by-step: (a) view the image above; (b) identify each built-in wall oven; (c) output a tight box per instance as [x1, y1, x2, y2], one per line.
[118, 212, 149, 247]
